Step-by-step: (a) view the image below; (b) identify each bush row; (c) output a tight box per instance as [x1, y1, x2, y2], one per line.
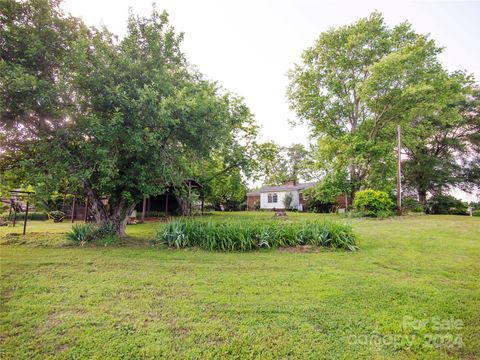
[427, 195, 468, 215]
[349, 190, 473, 217]
[0, 212, 49, 221]
[156, 219, 358, 252]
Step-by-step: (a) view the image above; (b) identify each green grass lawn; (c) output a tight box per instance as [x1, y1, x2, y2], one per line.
[1, 212, 479, 359]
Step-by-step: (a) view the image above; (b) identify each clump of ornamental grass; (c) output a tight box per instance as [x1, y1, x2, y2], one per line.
[156, 219, 358, 252]
[67, 223, 118, 245]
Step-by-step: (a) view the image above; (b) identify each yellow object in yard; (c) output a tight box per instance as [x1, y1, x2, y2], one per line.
[47, 212, 65, 222]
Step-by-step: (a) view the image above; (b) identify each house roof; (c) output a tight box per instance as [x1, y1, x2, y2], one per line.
[247, 182, 317, 196]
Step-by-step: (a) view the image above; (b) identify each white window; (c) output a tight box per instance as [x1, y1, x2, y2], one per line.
[268, 193, 278, 203]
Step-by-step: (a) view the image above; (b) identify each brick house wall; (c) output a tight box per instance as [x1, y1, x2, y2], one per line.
[247, 195, 260, 210]
[336, 195, 353, 209]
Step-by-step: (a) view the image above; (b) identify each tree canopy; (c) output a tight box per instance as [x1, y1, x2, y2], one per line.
[288, 11, 479, 203]
[0, 0, 256, 234]
[253, 142, 313, 186]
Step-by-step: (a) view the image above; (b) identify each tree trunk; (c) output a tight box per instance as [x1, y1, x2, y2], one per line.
[109, 200, 136, 237]
[83, 181, 109, 225]
[349, 163, 359, 200]
[83, 181, 136, 237]
[418, 189, 427, 206]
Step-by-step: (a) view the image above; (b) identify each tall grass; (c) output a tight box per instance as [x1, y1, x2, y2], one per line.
[157, 219, 358, 251]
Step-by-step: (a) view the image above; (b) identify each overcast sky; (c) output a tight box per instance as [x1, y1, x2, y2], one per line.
[62, 0, 480, 147]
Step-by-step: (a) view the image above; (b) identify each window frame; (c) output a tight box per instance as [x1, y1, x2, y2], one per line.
[267, 193, 278, 203]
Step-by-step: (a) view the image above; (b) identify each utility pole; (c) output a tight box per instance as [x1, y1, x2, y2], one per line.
[397, 125, 402, 215]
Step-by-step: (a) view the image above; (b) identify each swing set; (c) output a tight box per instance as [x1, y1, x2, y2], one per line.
[4, 190, 35, 235]
[2, 190, 92, 235]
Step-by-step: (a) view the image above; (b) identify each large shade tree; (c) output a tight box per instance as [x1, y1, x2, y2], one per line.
[0, 0, 256, 235]
[287, 11, 478, 200]
[400, 85, 480, 203]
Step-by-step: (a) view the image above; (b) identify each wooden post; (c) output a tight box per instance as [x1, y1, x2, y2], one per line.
[8, 201, 12, 221]
[23, 197, 29, 235]
[84, 198, 89, 223]
[71, 195, 76, 223]
[188, 181, 192, 216]
[141, 197, 146, 222]
[397, 125, 402, 215]
[165, 194, 169, 217]
[345, 193, 348, 212]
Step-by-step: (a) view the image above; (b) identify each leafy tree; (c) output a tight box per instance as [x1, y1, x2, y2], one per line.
[304, 168, 350, 204]
[401, 84, 480, 203]
[192, 103, 257, 209]
[0, 0, 85, 191]
[287, 11, 474, 199]
[196, 154, 249, 209]
[0, 1, 256, 235]
[253, 142, 287, 185]
[254, 142, 312, 185]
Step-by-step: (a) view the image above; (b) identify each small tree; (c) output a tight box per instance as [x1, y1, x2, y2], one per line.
[283, 192, 294, 210]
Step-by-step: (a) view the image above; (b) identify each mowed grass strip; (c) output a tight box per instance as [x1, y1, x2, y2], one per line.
[0, 213, 479, 359]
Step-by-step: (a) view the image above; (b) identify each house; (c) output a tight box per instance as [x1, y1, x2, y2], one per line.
[246, 180, 317, 211]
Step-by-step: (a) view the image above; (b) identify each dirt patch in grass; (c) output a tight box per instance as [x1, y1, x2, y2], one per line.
[278, 245, 323, 253]
[138, 217, 169, 222]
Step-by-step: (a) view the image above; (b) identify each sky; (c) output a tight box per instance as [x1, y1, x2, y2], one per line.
[61, 0, 480, 147]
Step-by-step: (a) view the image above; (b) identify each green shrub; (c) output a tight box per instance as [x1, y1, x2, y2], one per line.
[448, 207, 468, 215]
[353, 189, 394, 217]
[67, 223, 97, 242]
[283, 192, 294, 210]
[0, 212, 48, 221]
[402, 197, 424, 213]
[428, 195, 467, 215]
[141, 211, 167, 218]
[345, 209, 391, 219]
[156, 219, 358, 252]
[67, 222, 118, 244]
[95, 222, 117, 238]
[473, 210, 480, 217]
